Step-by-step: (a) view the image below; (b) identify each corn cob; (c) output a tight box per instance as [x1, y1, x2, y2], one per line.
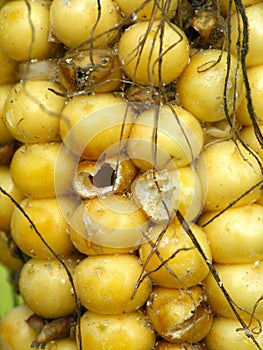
[0, 1, 263, 350]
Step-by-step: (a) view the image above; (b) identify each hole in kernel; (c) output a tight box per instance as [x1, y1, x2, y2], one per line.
[90, 163, 116, 188]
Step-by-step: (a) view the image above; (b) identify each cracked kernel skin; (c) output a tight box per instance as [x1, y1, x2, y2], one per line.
[147, 286, 213, 343]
